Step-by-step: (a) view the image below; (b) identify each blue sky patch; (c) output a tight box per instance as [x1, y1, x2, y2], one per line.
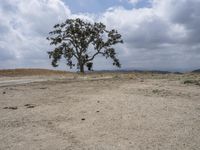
[63, 0, 150, 13]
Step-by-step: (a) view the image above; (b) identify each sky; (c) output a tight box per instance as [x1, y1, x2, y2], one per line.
[0, 0, 200, 72]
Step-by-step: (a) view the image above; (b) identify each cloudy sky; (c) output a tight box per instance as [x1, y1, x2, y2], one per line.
[0, 0, 200, 72]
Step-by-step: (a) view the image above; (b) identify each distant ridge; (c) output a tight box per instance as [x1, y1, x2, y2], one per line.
[92, 69, 182, 74]
[192, 69, 200, 73]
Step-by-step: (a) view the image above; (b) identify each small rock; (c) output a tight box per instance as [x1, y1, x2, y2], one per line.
[3, 106, 18, 110]
[3, 91, 6, 94]
[81, 118, 85, 121]
[96, 111, 100, 113]
[48, 121, 52, 125]
[24, 104, 36, 108]
[9, 107, 18, 110]
[39, 87, 47, 89]
[27, 105, 35, 108]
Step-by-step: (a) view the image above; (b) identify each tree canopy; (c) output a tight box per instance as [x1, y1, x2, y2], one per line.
[47, 18, 123, 73]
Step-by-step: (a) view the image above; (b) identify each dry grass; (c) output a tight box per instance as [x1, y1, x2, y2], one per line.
[0, 68, 74, 77]
[0, 72, 200, 149]
[0, 69, 200, 83]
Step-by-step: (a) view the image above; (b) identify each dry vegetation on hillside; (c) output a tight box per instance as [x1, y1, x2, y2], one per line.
[0, 69, 73, 77]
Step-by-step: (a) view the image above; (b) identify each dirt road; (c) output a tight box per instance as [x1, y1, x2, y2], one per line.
[0, 76, 113, 87]
[0, 78, 48, 87]
[0, 74, 200, 150]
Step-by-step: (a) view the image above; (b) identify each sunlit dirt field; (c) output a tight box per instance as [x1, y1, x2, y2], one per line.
[0, 69, 200, 150]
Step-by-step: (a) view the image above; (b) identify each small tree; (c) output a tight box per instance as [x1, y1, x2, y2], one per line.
[47, 18, 123, 73]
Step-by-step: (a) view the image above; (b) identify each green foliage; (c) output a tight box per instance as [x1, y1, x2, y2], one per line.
[47, 18, 123, 73]
[183, 80, 200, 86]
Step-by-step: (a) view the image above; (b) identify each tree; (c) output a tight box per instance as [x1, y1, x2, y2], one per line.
[47, 18, 123, 73]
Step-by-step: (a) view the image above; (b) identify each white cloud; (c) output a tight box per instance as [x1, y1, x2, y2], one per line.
[98, 0, 200, 71]
[128, 0, 140, 4]
[0, 0, 200, 71]
[0, 0, 71, 69]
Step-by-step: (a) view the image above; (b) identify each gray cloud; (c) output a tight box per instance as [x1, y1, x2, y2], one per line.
[0, 0, 200, 71]
[0, 0, 71, 69]
[99, 0, 200, 71]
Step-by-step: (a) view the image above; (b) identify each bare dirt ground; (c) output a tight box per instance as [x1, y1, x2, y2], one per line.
[0, 71, 200, 150]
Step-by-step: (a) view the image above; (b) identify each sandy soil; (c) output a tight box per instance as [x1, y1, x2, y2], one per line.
[0, 73, 200, 150]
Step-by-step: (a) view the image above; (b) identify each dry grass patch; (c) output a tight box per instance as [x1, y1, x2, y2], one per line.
[0, 69, 74, 77]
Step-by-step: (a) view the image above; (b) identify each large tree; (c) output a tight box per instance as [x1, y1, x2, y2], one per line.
[47, 18, 123, 73]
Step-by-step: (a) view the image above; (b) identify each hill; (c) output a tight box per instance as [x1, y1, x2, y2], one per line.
[192, 69, 200, 73]
[0, 68, 73, 77]
[93, 69, 179, 74]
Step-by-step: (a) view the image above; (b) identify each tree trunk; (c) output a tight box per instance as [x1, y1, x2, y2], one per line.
[80, 64, 84, 73]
